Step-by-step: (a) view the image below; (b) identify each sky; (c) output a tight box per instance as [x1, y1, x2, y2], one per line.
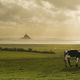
[0, 0, 80, 40]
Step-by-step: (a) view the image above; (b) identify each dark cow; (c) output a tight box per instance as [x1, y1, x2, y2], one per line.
[64, 50, 80, 67]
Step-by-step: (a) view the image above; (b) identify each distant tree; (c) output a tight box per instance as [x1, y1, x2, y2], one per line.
[28, 48, 32, 52]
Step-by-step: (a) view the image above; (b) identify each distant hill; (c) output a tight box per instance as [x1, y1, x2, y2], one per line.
[21, 34, 31, 39]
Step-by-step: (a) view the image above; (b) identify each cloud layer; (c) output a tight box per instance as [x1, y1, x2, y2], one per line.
[0, 0, 80, 40]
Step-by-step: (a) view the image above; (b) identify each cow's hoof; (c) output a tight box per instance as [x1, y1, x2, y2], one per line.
[76, 64, 78, 67]
[65, 65, 67, 68]
[70, 65, 72, 67]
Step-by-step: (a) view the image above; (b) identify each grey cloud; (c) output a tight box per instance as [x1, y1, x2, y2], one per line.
[45, 0, 80, 9]
[0, 0, 79, 25]
[0, 2, 33, 24]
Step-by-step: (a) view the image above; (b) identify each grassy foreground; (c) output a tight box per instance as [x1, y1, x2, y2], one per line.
[0, 44, 80, 80]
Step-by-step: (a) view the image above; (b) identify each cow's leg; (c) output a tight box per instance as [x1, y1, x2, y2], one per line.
[64, 59, 67, 67]
[64, 55, 68, 67]
[67, 58, 72, 67]
[65, 54, 72, 67]
[64, 51, 68, 67]
[64, 55, 71, 67]
[75, 57, 79, 67]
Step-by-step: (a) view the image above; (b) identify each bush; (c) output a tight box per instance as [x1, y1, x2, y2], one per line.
[27, 48, 32, 52]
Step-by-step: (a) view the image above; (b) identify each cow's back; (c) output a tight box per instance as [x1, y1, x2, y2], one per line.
[68, 50, 80, 57]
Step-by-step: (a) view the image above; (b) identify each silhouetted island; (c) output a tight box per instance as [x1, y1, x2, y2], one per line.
[21, 34, 31, 39]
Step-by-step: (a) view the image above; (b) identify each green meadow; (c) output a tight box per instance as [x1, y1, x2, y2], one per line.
[0, 44, 80, 80]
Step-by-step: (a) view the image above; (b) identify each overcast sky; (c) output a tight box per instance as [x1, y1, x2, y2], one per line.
[0, 0, 80, 40]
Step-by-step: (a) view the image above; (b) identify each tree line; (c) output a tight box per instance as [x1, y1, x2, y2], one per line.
[0, 47, 56, 54]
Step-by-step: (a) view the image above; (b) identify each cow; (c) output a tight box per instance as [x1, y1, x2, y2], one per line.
[64, 50, 80, 67]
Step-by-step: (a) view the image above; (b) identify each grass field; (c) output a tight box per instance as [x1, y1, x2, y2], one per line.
[0, 44, 80, 80]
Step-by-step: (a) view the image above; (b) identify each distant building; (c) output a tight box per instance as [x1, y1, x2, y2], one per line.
[22, 34, 31, 39]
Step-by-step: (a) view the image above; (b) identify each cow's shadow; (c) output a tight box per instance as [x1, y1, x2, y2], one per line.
[62, 66, 80, 72]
